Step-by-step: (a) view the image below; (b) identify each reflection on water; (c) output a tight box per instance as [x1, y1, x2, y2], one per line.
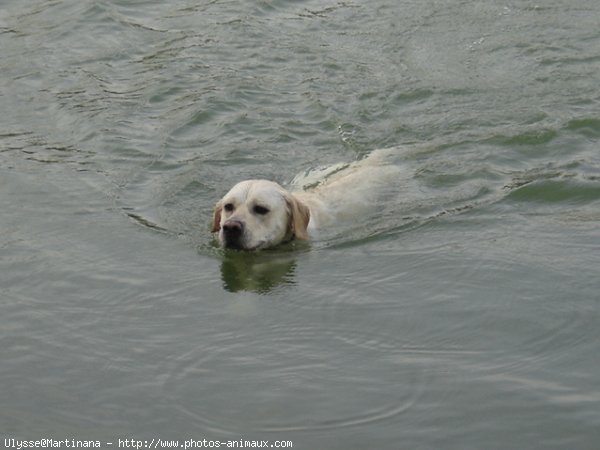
[219, 245, 301, 293]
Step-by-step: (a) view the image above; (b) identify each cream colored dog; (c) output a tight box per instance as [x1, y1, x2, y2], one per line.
[212, 148, 401, 250]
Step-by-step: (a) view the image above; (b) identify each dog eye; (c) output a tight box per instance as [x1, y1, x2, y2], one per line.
[253, 205, 269, 215]
[223, 203, 234, 212]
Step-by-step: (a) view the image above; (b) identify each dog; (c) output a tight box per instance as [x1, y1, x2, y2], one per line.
[211, 148, 401, 250]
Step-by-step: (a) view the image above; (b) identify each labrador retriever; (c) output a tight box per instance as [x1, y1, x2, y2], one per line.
[212, 148, 400, 250]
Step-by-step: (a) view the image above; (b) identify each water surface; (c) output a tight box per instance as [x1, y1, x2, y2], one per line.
[1, 1, 599, 448]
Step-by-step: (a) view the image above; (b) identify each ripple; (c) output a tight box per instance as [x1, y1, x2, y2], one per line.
[487, 128, 559, 146]
[508, 179, 600, 204]
[161, 323, 427, 433]
[566, 117, 600, 138]
[465, 293, 600, 375]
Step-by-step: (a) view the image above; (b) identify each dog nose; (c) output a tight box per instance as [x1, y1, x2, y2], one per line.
[222, 220, 243, 236]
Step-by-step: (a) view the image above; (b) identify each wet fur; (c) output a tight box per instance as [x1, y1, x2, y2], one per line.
[212, 149, 399, 250]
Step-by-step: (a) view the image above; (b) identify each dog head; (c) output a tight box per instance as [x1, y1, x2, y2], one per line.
[212, 180, 310, 250]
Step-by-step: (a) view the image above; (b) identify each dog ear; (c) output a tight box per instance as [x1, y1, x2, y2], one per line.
[211, 202, 223, 233]
[287, 195, 310, 240]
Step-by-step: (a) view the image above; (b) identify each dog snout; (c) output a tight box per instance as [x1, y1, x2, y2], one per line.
[222, 220, 244, 247]
[223, 220, 243, 235]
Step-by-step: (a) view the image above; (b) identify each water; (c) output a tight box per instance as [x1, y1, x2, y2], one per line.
[1, 0, 599, 448]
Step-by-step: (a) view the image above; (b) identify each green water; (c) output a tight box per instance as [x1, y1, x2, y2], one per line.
[1, 1, 599, 448]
